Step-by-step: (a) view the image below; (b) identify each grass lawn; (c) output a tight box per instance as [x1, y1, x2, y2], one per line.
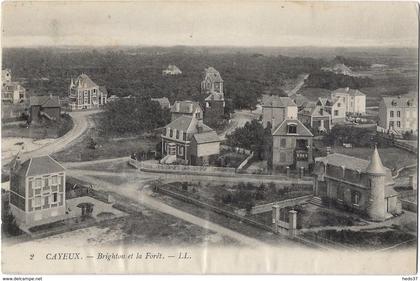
[2, 114, 73, 139]
[53, 133, 158, 162]
[249, 203, 367, 229]
[165, 181, 313, 211]
[329, 146, 416, 170]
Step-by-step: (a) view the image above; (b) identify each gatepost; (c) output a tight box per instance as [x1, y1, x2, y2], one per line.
[272, 205, 280, 233]
[288, 210, 297, 238]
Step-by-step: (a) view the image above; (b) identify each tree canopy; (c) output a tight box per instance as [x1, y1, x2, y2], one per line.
[98, 97, 170, 136]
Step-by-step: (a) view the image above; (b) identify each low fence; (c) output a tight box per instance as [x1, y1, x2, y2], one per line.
[248, 195, 313, 215]
[130, 159, 314, 184]
[377, 132, 417, 154]
[131, 159, 237, 176]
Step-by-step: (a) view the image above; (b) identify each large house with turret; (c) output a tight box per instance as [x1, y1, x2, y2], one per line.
[313, 147, 401, 221]
[68, 74, 108, 110]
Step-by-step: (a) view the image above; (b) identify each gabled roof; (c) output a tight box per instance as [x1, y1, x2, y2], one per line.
[152, 97, 171, 107]
[29, 95, 60, 108]
[171, 100, 202, 114]
[381, 95, 417, 108]
[165, 116, 214, 135]
[74, 73, 98, 89]
[205, 91, 224, 101]
[203, 67, 223, 83]
[291, 94, 310, 107]
[299, 104, 330, 118]
[262, 95, 297, 108]
[332, 87, 366, 97]
[165, 116, 195, 132]
[272, 119, 313, 137]
[193, 131, 220, 144]
[14, 155, 65, 178]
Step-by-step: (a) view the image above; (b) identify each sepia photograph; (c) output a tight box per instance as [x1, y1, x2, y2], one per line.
[0, 0, 418, 276]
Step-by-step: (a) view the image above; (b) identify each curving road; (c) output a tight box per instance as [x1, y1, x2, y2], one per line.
[2, 110, 100, 164]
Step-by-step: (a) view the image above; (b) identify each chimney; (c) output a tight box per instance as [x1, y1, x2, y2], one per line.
[175, 102, 180, 112]
[189, 103, 193, 112]
[346, 87, 349, 91]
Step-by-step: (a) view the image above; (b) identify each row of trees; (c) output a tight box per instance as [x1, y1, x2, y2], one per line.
[225, 119, 272, 161]
[98, 97, 171, 136]
[3, 48, 326, 111]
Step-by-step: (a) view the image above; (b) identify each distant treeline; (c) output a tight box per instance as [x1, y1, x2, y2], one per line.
[304, 71, 374, 90]
[3, 48, 326, 110]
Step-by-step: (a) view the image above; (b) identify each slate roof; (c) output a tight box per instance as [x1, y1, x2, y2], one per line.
[29, 95, 60, 108]
[14, 155, 65, 177]
[203, 67, 223, 83]
[193, 131, 220, 144]
[381, 95, 417, 108]
[272, 119, 313, 137]
[74, 73, 98, 89]
[292, 94, 310, 108]
[262, 95, 297, 108]
[299, 104, 330, 118]
[165, 116, 215, 135]
[332, 87, 366, 97]
[171, 100, 202, 114]
[314, 152, 395, 189]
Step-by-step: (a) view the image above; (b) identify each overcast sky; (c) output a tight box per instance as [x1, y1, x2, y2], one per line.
[2, 1, 419, 47]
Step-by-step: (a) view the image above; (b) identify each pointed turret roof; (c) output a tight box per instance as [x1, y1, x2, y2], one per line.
[366, 146, 386, 175]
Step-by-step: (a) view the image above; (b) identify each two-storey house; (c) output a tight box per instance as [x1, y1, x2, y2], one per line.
[68, 73, 108, 110]
[378, 95, 418, 135]
[2, 69, 28, 104]
[9, 155, 66, 227]
[331, 87, 366, 114]
[161, 115, 220, 165]
[270, 119, 314, 172]
[298, 103, 332, 134]
[316, 97, 346, 124]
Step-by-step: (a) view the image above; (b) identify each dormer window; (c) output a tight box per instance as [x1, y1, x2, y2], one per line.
[287, 124, 297, 134]
[391, 100, 397, 106]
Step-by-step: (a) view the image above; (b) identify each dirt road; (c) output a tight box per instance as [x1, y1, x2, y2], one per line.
[3, 110, 100, 164]
[69, 171, 266, 247]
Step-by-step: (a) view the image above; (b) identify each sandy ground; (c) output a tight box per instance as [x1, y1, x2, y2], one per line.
[2, 137, 55, 160]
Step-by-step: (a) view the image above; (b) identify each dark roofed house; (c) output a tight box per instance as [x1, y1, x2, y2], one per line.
[170, 100, 203, 121]
[29, 94, 61, 123]
[9, 155, 66, 227]
[270, 119, 314, 172]
[313, 147, 401, 221]
[151, 97, 171, 109]
[298, 103, 332, 134]
[68, 73, 108, 110]
[161, 113, 220, 166]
